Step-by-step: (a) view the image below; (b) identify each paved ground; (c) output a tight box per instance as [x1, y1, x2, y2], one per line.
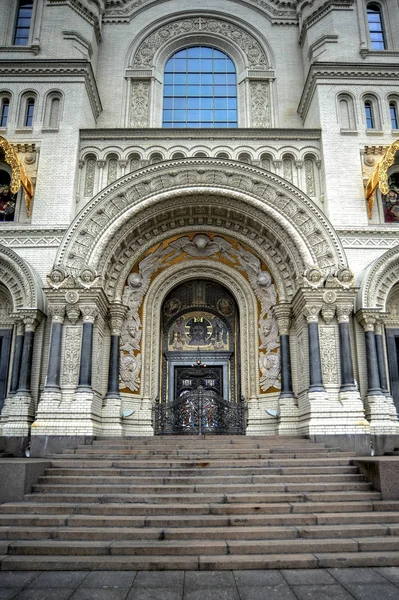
[2, 568, 399, 599]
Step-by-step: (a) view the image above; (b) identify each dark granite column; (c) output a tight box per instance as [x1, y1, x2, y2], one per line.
[375, 320, 390, 396]
[105, 304, 128, 400]
[16, 315, 39, 395]
[45, 306, 65, 390]
[77, 321, 95, 391]
[306, 307, 325, 393]
[361, 316, 382, 396]
[9, 321, 24, 396]
[337, 306, 357, 392]
[272, 305, 294, 399]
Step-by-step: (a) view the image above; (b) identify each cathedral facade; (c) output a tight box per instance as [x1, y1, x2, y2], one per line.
[1, 0, 399, 456]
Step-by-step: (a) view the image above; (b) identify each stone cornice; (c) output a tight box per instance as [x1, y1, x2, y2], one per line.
[0, 60, 102, 120]
[0, 226, 67, 248]
[104, 0, 298, 25]
[80, 128, 321, 142]
[298, 63, 399, 121]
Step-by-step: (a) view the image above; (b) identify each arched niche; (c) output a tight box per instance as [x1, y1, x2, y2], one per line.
[0, 244, 46, 313]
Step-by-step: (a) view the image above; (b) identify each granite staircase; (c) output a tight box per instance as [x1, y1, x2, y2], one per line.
[1, 435, 399, 570]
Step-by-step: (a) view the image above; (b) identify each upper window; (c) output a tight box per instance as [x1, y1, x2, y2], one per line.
[14, 0, 34, 46]
[0, 99, 10, 128]
[390, 100, 399, 130]
[364, 100, 374, 128]
[24, 98, 35, 127]
[367, 3, 386, 50]
[163, 46, 237, 128]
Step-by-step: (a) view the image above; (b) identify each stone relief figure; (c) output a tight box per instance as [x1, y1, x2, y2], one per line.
[302, 265, 324, 289]
[259, 351, 281, 393]
[47, 268, 72, 289]
[121, 315, 142, 352]
[170, 316, 186, 350]
[164, 297, 181, 318]
[168, 233, 232, 259]
[325, 266, 355, 289]
[259, 316, 279, 351]
[217, 298, 234, 316]
[76, 267, 100, 289]
[119, 353, 141, 392]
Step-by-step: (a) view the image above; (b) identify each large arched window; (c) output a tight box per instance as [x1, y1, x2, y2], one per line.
[163, 46, 237, 128]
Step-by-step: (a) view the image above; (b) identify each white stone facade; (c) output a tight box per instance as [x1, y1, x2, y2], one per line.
[0, 0, 399, 454]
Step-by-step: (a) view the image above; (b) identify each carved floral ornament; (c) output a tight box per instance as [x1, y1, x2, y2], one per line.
[54, 160, 346, 290]
[132, 17, 269, 70]
[104, 0, 297, 23]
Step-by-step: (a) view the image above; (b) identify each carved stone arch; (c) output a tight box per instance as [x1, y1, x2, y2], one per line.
[54, 159, 347, 299]
[357, 245, 399, 310]
[141, 260, 259, 401]
[0, 244, 46, 313]
[127, 15, 274, 127]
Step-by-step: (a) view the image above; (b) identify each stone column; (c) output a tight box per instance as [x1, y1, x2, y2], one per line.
[272, 304, 298, 435]
[272, 304, 294, 399]
[45, 305, 65, 391]
[305, 305, 325, 393]
[102, 304, 128, 436]
[357, 310, 397, 438]
[375, 319, 390, 396]
[106, 304, 127, 400]
[16, 314, 41, 395]
[77, 306, 98, 391]
[336, 305, 357, 392]
[9, 320, 24, 396]
[2, 310, 43, 438]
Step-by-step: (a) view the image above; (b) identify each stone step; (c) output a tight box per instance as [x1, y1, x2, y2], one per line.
[47, 457, 355, 469]
[31, 481, 372, 494]
[0, 522, 391, 541]
[23, 490, 381, 505]
[6, 537, 373, 556]
[44, 465, 360, 476]
[69, 447, 341, 456]
[38, 473, 365, 485]
[3, 551, 399, 571]
[2, 501, 388, 517]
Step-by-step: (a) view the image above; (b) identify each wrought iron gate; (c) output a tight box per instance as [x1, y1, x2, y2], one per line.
[153, 386, 247, 435]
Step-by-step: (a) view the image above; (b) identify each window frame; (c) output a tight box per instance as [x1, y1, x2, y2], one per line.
[0, 97, 10, 129]
[13, 0, 34, 47]
[362, 94, 382, 131]
[162, 45, 238, 129]
[366, 2, 387, 50]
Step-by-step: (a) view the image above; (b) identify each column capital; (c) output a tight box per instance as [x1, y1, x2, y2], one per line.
[48, 304, 66, 324]
[272, 303, 292, 335]
[80, 305, 99, 323]
[303, 304, 322, 323]
[66, 304, 81, 325]
[336, 304, 353, 324]
[97, 160, 105, 169]
[108, 303, 128, 336]
[356, 309, 381, 332]
[18, 309, 44, 332]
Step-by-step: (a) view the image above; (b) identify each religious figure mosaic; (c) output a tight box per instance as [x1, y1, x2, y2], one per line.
[168, 311, 229, 352]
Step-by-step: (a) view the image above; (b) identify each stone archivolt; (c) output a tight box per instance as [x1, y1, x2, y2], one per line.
[55, 160, 346, 301]
[357, 245, 399, 311]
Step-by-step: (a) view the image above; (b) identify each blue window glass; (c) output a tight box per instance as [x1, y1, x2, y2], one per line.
[162, 46, 238, 128]
[0, 100, 9, 128]
[390, 102, 399, 129]
[25, 98, 35, 127]
[367, 4, 386, 50]
[14, 0, 33, 46]
[365, 101, 374, 129]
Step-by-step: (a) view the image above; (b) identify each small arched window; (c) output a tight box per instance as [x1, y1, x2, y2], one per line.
[216, 152, 229, 159]
[0, 98, 10, 128]
[389, 100, 399, 130]
[163, 46, 237, 128]
[364, 100, 375, 129]
[367, 3, 386, 50]
[149, 153, 163, 164]
[172, 152, 185, 159]
[129, 154, 141, 171]
[24, 97, 35, 127]
[238, 153, 251, 164]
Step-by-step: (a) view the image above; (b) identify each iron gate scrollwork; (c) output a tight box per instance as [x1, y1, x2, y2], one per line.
[153, 386, 247, 435]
